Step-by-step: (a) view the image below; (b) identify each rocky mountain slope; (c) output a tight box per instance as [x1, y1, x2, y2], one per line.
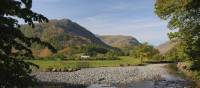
[20, 19, 111, 50]
[99, 35, 140, 48]
[156, 39, 178, 54]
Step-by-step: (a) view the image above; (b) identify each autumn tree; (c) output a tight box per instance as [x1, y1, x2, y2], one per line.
[0, 0, 56, 87]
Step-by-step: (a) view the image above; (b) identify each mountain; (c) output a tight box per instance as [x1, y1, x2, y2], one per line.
[99, 35, 140, 48]
[156, 39, 178, 54]
[20, 19, 111, 51]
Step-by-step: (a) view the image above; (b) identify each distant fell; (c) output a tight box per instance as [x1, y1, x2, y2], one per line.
[156, 39, 178, 54]
[20, 19, 111, 50]
[99, 35, 140, 48]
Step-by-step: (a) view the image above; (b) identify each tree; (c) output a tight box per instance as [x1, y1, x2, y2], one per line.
[0, 0, 56, 87]
[106, 50, 117, 59]
[155, 0, 200, 70]
[83, 45, 108, 56]
[132, 43, 159, 63]
[164, 43, 188, 61]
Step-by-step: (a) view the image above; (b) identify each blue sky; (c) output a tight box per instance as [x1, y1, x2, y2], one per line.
[32, 0, 169, 46]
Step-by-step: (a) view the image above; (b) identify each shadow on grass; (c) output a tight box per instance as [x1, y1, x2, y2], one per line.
[136, 64, 146, 66]
[145, 61, 175, 64]
[35, 82, 87, 88]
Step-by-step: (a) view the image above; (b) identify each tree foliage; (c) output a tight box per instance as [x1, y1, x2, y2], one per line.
[164, 43, 188, 61]
[155, 0, 200, 70]
[0, 0, 56, 87]
[131, 43, 159, 60]
[82, 45, 108, 56]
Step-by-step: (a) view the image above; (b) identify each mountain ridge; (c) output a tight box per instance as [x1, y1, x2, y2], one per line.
[99, 35, 140, 48]
[156, 39, 178, 54]
[20, 19, 112, 50]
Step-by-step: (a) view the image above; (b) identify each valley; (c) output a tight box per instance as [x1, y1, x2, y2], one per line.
[2, 0, 200, 88]
[22, 19, 194, 88]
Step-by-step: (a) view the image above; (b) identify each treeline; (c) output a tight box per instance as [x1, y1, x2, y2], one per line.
[33, 44, 124, 60]
[120, 43, 161, 64]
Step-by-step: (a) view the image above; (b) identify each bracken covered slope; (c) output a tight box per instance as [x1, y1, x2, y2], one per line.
[20, 19, 111, 50]
[99, 35, 140, 48]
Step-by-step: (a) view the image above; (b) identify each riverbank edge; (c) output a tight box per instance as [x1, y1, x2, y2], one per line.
[166, 63, 198, 87]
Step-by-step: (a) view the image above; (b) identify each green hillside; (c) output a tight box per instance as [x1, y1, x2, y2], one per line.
[20, 19, 111, 50]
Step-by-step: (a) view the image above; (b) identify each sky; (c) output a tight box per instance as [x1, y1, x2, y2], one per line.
[32, 0, 169, 46]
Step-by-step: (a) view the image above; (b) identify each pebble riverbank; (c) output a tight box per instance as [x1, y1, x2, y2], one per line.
[33, 64, 193, 88]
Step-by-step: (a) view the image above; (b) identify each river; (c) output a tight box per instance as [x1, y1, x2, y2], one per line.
[34, 64, 193, 88]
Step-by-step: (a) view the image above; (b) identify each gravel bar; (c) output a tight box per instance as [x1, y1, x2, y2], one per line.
[33, 64, 193, 88]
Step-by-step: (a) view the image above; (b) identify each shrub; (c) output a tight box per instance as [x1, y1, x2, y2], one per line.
[63, 67, 69, 72]
[151, 54, 163, 61]
[66, 55, 76, 60]
[45, 66, 53, 72]
[119, 64, 124, 67]
[192, 71, 200, 80]
[53, 54, 65, 61]
[127, 64, 131, 66]
[44, 67, 80, 72]
[190, 60, 200, 71]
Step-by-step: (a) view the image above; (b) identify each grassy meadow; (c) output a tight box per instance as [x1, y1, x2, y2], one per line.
[27, 56, 142, 71]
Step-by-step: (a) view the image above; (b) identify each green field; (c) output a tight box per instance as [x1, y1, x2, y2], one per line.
[27, 56, 142, 71]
